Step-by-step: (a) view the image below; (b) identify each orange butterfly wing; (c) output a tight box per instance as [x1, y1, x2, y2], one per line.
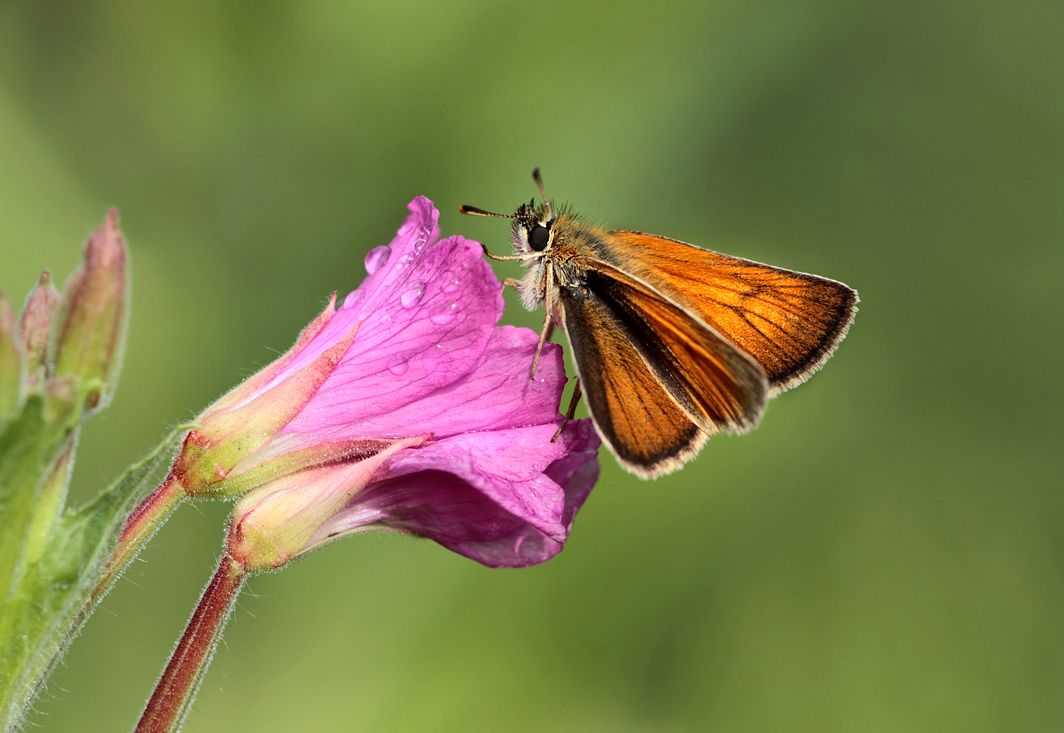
[595, 231, 858, 394]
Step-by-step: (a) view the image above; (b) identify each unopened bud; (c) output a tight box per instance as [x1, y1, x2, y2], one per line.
[20, 270, 60, 387]
[53, 209, 129, 414]
[0, 293, 22, 420]
[227, 435, 426, 572]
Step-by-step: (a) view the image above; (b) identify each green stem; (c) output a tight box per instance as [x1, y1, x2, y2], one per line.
[89, 473, 186, 605]
[136, 554, 246, 733]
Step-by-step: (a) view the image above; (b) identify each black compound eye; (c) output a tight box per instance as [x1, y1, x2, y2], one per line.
[529, 225, 550, 251]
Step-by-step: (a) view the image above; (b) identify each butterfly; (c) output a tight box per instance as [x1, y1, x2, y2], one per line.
[461, 170, 858, 478]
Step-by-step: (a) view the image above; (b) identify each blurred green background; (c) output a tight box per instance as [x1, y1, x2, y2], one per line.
[2, 0, 1062, 730]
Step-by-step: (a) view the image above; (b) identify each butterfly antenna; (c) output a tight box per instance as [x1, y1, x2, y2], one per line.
[459, 205, 514, 218]
[532, 168, 548, 206]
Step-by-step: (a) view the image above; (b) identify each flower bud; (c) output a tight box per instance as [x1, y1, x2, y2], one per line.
[19, 270, 60, 388]
[53, 209, 129, 414]
[227, 435, 427, 572]
[0, 293, 22, 420]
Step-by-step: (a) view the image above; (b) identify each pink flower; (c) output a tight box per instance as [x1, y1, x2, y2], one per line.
[147, 197, 599, 569]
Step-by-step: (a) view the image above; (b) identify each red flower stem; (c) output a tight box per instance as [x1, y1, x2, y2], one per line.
[136, 554, 247, 733]
[90, 473, 187, 605]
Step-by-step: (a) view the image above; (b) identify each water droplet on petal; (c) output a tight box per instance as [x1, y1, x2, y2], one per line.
[442, 271, 460, 293]
[400, 280, 426, 309]
[423, 344, 450, 384]
[430, 302, 459, 325]
[343, 289, 362, 309]
[412, 231, 430, 254]
[365, 246, 390, 274]
[387, 254, 413, 275]
[387, 354, 409, 376]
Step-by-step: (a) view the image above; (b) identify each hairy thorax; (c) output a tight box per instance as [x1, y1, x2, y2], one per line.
[516, 217, 602, 312]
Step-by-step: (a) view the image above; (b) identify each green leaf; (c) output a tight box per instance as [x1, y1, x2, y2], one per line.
[0, 426, 189, 733]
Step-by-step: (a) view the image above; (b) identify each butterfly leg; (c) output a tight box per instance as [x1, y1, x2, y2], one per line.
[530, 311, 553, 379]
[502, 277, 522, 290]
[530, 263, 555, 379]
[551, 377, 583, 443]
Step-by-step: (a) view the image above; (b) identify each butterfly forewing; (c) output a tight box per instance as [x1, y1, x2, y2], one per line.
[557, 282, 705, 478]
[596, 231, 858, 394]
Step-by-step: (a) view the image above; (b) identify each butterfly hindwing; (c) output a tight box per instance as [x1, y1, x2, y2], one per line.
[557, 281, 705, 478]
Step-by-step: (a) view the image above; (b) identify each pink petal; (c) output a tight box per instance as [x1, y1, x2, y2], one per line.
[309, 419, 602, 568]
[278, 201, 504, 440]
[298, 326, 566, 442]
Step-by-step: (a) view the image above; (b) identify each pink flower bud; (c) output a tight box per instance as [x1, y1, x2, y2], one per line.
[19, 270, 60, 387]
[227, 435, 428, 571]
[53, 209, 129, 414]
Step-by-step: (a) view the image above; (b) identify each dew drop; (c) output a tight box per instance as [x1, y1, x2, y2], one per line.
[421, 343, 449, 383]
[387, 355, 409, 376]
[442, 271, 460, 293]
[389, 253, 414, 273]
[365, 245, 391, 274]
[343, 289, 362, 309]
[400, 280, 426, 309]
[412, 231, 430, 254]
[430, 302, 459, 325]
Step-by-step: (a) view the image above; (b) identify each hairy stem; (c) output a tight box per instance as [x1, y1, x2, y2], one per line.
[136, 554, 246, 733]
[90, 473, 186, 605]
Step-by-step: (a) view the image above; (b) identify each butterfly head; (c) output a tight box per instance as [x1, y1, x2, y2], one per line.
[511, 198, 556, 256]
[459, 169, 560, 257]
